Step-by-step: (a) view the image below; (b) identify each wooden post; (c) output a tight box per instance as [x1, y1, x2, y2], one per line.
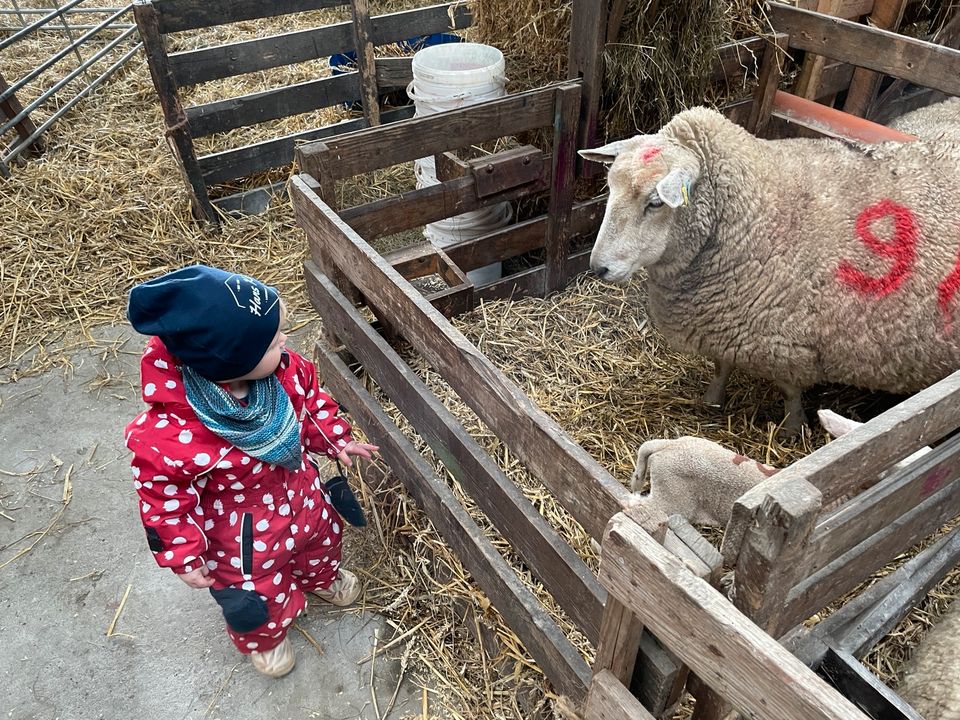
[568, 0, 607, 167]
[793, 0, 843, 100]
[132, 0, 217, 224]
[732, 478, 822, 638]
[544, 84, 581, 295]
[745, 33, 788, 136]
[842, 0, 909, 116]
[350, 0, 381, 127]
[0, 70, 44, 164]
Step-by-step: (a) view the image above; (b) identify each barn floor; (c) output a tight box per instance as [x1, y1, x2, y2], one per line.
[0, 324, 422, 720]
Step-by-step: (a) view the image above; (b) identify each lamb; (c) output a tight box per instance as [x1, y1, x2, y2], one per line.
[580, 107, 960, 433]
[627, 436, 778, 527]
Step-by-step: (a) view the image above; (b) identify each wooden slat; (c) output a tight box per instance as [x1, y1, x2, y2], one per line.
[783, 478, 960, 628]
[0, 71, 43, 160]
[803, 433, 960, 576]
[350, 0, 380, 127]
[711, 37, 766, 84]
[153, 0, 347, 34]
[186, 73, 361, 138]
[312, 341, 592, 699]
[197, 106, 414, 185]
[600, 513, 869, 720]
[795, 0, 875, 17]
[305, 265, 606, 643]
[340, 162, 548, 241]
[544, 84, 580, 292]
[819, 646, 924, 719]
[168, 3, 470, 86]
[295, 85, 560, 182]
[584, 669, 657, 720]
[567, 0, 606, 158]
[474, 249, 592, 303]
[133, 0, 216, 222]
[842, 0, 909, 115]
[292, 177, 628, 540]
[768, 2, 960, 96]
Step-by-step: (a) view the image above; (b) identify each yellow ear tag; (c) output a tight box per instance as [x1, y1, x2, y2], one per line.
[680, 184, 690, 206]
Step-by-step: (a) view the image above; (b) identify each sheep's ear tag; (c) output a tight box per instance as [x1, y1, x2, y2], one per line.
[656, 169, 693, 208]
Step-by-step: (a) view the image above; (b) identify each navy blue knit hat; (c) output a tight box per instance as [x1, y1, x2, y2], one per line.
[127, 265, 281, 381]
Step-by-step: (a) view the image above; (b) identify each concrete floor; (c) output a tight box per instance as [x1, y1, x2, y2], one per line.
[0, 325, 419, 720]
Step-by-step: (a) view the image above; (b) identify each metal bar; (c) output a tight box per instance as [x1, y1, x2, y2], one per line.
[2, 41, 141, 165]
[0, 4, 132, 104]
[9, 0, 27, 26]
[4, 23, 135, 30]
[0, 24, 138, 136]
[0, 0, 88, 51]
[50, 0, 92, 81]
[0, 7, 126, 13]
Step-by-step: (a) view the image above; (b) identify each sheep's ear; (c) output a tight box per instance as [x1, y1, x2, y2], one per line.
[817, 409, 862, 439]
[655, 167, 699, 208]
[578, 140, 631, 165]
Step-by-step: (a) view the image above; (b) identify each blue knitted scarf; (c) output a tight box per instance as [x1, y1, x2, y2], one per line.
[181, 365, 302, 471]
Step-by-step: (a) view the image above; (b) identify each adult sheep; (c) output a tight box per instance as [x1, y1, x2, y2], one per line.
[889, 97, 960, 142]
[581, 107, 960, 433]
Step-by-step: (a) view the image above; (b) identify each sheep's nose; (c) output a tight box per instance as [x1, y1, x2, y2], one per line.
[593, 265, 609, 279]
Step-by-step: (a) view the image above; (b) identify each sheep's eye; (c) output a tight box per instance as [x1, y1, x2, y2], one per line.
[645, 196, 664, 212]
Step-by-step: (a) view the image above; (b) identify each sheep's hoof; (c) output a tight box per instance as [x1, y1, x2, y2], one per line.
[776, 413, 809, 441]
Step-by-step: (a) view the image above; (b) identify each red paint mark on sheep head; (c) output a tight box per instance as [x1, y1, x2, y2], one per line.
[639, 146, 662, 163]
[921, 467, 950, 497]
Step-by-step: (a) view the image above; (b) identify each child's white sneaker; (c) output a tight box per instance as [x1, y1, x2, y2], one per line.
[311, 569, 361, 606]
[250, 637, 295, 678]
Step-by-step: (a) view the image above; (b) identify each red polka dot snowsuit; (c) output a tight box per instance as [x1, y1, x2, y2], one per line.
[125, 337, 352, 654]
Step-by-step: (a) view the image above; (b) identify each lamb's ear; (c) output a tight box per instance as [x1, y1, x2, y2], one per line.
[655, 167, 699, 208]
[578, 140, 632, 165]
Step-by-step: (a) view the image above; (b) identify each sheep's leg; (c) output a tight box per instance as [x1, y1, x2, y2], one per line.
[702, 360, 733, 407]
[777, 382, 808, 437]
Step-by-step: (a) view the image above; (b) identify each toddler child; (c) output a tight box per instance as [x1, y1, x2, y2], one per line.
[124, 264, 378, 677]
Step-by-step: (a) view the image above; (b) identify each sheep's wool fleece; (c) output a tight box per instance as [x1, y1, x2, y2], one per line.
[896, 601, 960, 720]
[638, 108, 960, 394]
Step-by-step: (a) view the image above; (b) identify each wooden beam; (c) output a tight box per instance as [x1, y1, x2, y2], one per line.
[600, 513, 869, 720]
[198, 106, 414, 185]
[312, 341, 592, 700]
[475, 249, 592, 303]
[544, 84, 580, 293]
[305, 266, 607, 642]
[295, 85, 560, 182]
[153, 0, 348, 34]
[746, 33, 789, 135]
[783, 477, 960, 629]
[818, 646, 924, 719]
[350, 0, 380, 127]
[842, 0, 909, 115]
[133, 0, 216, 223]
[0, 71, 43, 160]
[768, 2, 960, 96]
[567, 0, 606, 159]
[185, 73, 362, 138]
[585, 669, 657, 720]
[291, 177, 628, 540]
[168, 3, 471, 86]
[803, 433, 960, 577]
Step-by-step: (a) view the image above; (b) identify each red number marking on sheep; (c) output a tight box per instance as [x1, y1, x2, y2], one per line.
[836, 199, 918, 297]
[937, 245, 960, 332]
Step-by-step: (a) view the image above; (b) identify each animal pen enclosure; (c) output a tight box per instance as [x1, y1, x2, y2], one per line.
[288, 1, 960, 718]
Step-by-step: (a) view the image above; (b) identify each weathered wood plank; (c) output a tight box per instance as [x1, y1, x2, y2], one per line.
[567, 0, 606, 158]
[818, 646, 924, 719]
[585, 669, 657, 720]
[350, 0, 380, 127]
[198, 106, 414, 185]
[133, 0, 216, 222]
[0, 71, 43, 159]
[731, 478, 822, 636]
[788, 526, 960, 666]
[633, 633, 683, 717]
[746, 33, 789, 135]
[544, 84, 580, 293]
[783, 478, 960, 628]
[186, 73, 364, 138]
[296, 85, 560, 182]
[803, 433, 960, 577]
[292, 177, 628, 540]
[842, 0, 909, 115]
[474, 249, 592, 302]
[168, 3, 470, 86]
[768, 2, 960, 96]
[600, 513, 868, 720]
[305, 265, 606, 643]
[153, 0, 347, 34]
[312, 340, 591, 699]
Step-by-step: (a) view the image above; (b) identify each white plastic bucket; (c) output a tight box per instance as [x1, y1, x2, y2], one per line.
[408, 43, 510, 285]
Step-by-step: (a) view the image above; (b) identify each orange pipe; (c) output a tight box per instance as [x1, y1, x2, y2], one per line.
[772, 90, 918, 143]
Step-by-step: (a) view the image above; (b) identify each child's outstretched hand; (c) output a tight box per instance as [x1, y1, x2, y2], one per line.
[179, 565, 215, 589]
[336, 440, 379, 467]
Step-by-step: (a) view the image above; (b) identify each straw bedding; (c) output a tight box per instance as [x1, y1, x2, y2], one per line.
[2, 1, 958, 718]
